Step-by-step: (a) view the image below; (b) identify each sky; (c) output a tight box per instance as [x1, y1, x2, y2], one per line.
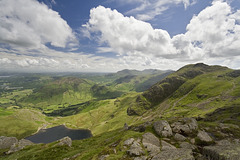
[0, 0, 240, 72]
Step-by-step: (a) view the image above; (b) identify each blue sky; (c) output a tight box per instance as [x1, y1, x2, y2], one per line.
[0, 0, 240, 72]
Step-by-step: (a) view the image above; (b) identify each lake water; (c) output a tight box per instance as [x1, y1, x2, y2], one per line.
[25, 125, 92, 143]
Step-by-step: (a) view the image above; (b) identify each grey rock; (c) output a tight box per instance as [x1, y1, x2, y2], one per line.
[124, 123, 129, 130]
[142, 132, 160, 147]
[216, 139, 231, 146]
[161, 140, 177, 151]
[7, 139, 33, 154]
[172, 124, 191, 134]
[190, 138, 195, 144]
[197, 131, 213, 143]
[172, 118, 198, 135]
[153, 120, 173, 137]
[179, 142, 196, 150]
[0, 136, 18, 149]
[57, 136, 72, 147]
[203, 144, 240, 160]
[186, 118, 198, 131]
[124, 138, 135, 146]
[98, 155, 109, 160]
[174, 133, 186, 141]
[134, 156, 147, 160]
[152, 148, 194, 160]
[127, 141, 144, 156]
[233, 139, 239, 144]
[142, 132, 160, 154]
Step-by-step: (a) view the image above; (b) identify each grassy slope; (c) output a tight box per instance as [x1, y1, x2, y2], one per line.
[0, 108, 47, 139]
[52, 92, 142, 136]
[0, 129, 143, 160]
[138, 65, 240, 126]
[1, 64, 240, 159]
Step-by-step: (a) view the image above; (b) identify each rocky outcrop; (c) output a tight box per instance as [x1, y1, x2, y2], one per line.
[161, 140, 177, 151]
[0, 136, 18, 149]
[57, 136, 72, 147]
[174, 133, 186, 141]
[127, 140, 144, 156]
[104, 117, 240, 160]
[171, 118, 198, 135]
[7, 139, 33, 154]
[124, 138, 135, 146]
[197, 131, 213, 144]
[133, 156, 147, 160]
[142, 132, 160, 155]
[179, 142, 196, 150]
[142, 132, 160, 147]
[142, 76, 186, 106]
[203, 144, 240, 160]
[153, 120, 173, 137]
[152, 148, 194, 160]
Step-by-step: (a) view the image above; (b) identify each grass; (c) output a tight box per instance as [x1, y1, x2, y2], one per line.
[51, 92, 142, 136]
[0, 108, 46, 139]
[0, 89, 32, 106]
[0, 129, 143, 160]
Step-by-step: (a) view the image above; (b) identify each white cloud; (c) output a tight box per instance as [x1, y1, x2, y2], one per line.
[85, 2, 240, 70]
[185, 1, 240, 57]
[85, 6, 175, 58]
[122, 0, 197, 21]
[0, 0, 76, 49]
[1, 0, 240, 72]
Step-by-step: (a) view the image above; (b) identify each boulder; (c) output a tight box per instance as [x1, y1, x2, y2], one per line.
[98, 155, 109, 160]
[134, 156, 147, 160]
[216, 139, 231, 146]
[127, 141, 144, 156]
[152, 148, 194, 160]
[197, 131, 213, 143]
[57, 137, 72, 147]
[203, 144, 240, 160]
[174, 133, 186, 142]
[132, 125, 146, 132]
[0, 136, 18, 149]
[153, 120, 173, 137]
[124, 138, 135, 146]
[185, 118, 198, 131]
[142, 132, 160, 147]
[124, 123, 129, 130]
[142, 132, 160, 154]
[161, 140, 176, 151]
[7, 139, 33, 154]
[179, 142, 196, 150]
[172, 118, 198, 135]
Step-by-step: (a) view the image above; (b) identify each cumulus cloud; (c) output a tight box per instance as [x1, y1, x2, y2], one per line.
[184, 1, 240, 57]
[84, 6, 175, 58]
[121, 0, 197, 21]
[85, 1, 240, 69]
[0, 0, 76, 49]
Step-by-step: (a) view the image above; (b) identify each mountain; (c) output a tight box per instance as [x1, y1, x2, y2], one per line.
[106, 69, 173, 92]
[1, 63, 240, 160]
[18, 77, 124, 116]
[126, 63, 232, 115]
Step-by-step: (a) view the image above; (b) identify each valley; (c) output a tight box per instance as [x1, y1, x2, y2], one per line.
[0, 64, 240, 160]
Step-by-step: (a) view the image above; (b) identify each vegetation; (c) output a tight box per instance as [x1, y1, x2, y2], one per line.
[1, 64, 240, 159]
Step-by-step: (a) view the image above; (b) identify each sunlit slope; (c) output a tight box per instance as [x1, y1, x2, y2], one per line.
[18, 77, 124, 114]
[129, 63, 240, 124]
[0, 108, 46, 139]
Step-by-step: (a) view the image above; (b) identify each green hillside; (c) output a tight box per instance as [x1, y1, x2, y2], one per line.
[1, 63, 240, 160]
